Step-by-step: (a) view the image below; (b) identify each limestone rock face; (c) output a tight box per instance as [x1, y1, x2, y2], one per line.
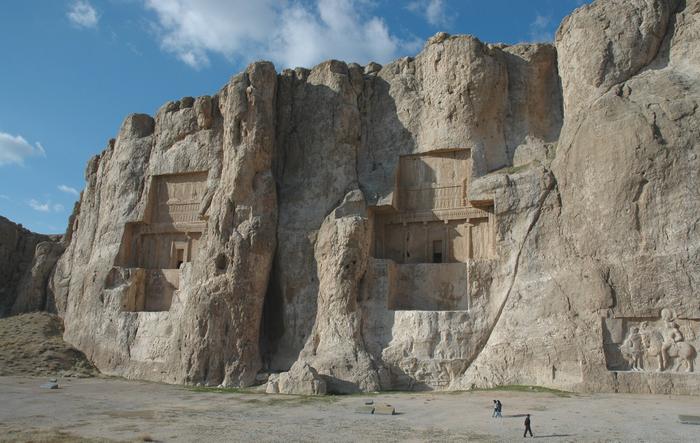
[50, 63, 277, 387]
[31, 0, 700, 394]
[556, 0, 677, 117]
[0, 216, 61, 317]
[268, 61, 365, 370]
[456, 0, 700, 394]
[12, 240, 65, 314]
[286, 189, 379, 393]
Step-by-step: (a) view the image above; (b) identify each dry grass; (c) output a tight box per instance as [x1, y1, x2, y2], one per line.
[0, 312, 96, 377]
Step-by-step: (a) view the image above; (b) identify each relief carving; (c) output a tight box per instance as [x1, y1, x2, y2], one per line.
[605, 308, 698, 373]
[370, 150, 495, 312]
[372, 149, 496, 265]
[114, 171, 208, 311]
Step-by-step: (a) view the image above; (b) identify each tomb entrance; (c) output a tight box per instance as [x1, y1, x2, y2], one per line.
[371, 150, 495, 311]
[116, 171, 208, 311]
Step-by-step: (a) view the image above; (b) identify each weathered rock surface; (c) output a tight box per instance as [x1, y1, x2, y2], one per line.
[49, 63, 277, 387]
[266, 363, 327, 395]
[12, 240, 65, 315]
[287, 190, 379, 393]
[2, 0, 694, 395]
[457, 0, 700, 394]
[0, 216, 62, 317]
[556, 0, 677, 117]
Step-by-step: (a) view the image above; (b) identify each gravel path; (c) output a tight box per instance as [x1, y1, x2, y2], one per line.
[0, 376, 699, 442]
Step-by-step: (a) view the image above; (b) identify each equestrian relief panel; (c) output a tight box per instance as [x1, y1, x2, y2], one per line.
[603, 309, 698, 373]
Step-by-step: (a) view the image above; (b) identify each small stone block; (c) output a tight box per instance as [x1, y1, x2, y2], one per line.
[355, 405, 375, 414]
[40, 382, 59, 389]
[364, 399, 374, 405]
[679, 415, 700, 425]
[374, 404, 395, 415]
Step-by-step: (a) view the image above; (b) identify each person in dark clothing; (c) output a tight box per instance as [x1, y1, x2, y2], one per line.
[492, 400, 498, 418]
[523, 414, 533, 437]
[495, 400, 502, 418]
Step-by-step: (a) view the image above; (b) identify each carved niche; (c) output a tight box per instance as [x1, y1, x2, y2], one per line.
[603, 308, 698, 373]
[373, 149, 495, 264]
[114, 171, 208, 312]
[370, 149, 496, 311]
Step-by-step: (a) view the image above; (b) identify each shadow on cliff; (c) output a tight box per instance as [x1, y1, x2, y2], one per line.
[260, 69, 429, 391]
[500, 48, 563, 167]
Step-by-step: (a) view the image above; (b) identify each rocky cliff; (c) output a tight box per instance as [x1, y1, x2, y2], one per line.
[0, 216, 63, 317]
[40, 0, 700, 394]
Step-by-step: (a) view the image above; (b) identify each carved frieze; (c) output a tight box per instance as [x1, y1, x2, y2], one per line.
[115, 171, 209, 311]
[372, 149, 496, 264]
[604, 308, 698, 373]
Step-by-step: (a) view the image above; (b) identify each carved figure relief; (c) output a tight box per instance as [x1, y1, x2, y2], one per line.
[114, 171, 208, 311]
[619, 327, 644, 371]
[604, 308, 698, 373]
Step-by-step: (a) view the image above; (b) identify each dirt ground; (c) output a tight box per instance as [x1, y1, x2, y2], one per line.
[0, 377, 699, 442]
[0, 313, 96, 378]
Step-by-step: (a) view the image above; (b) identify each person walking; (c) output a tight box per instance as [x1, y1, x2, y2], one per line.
[495, 400, 502, 418]
[523, 414, 533, 437]
[492, 400, 498, 418]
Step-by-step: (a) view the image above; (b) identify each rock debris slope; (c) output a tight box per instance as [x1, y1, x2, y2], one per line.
[19, 0, 699, 394]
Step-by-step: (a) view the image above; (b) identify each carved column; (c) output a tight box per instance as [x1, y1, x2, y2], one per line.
[423, 222, 429, 262]
[466, 259, 471, 311]
[403, 222, 408, 263]
[466, 221, 473, 260]
[488, 212, 495, 258]
[444, 220, 449, 263]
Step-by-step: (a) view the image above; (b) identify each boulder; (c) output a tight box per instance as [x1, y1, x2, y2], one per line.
[268, 364, 327, 396]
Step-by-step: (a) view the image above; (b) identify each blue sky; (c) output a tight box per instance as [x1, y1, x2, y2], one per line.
[0, 0, 589, 234]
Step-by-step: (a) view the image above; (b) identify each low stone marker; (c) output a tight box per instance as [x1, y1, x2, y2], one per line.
[355, 405, 375, 414]
[40, 382, 59, 389]
[355, 400, 396, 415]
[373, 404, 395, 415]
[679, 415, 700, 425]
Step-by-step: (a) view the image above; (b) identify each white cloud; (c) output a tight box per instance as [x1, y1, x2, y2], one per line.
[407, 0, 451, 28]
[29, 199, 51, 212]
[529, 14, 553, 43]
[0, 195, 9, 200]
[144, 0, 417, 69]
[269, 0, 409, 69]
[28, 199, 65, 213]
[0, 132, 46, 166]
[68, 0, 99, 29]
[144, 0, 278, 68]
[58, 185, 80, 197]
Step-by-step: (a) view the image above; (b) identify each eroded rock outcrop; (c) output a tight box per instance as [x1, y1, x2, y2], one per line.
[50, 63, 277, 387]
[31, 0, 700, 394]
[0, 216, 62, 317]
[285, 190, 379, 393]
[456, 0, 700, 394]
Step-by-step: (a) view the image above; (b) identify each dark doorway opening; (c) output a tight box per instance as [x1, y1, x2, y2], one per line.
[432, 240, 443, 263]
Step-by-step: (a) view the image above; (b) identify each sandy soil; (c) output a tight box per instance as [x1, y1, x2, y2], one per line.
[0, 313, 96, 377]
[1, 377, 699, 442]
